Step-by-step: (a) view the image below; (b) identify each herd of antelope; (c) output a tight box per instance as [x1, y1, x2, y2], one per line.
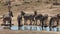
[1, 10, 60, 31]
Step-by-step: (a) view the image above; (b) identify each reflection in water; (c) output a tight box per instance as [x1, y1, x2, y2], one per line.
[11, 26, 18, 30]
[11, 26, 60, 32]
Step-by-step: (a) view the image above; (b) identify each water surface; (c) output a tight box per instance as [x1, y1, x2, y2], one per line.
[11, 26, 60, 32]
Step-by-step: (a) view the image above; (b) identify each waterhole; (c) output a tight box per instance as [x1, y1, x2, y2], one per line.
[11, 26, 60, 32]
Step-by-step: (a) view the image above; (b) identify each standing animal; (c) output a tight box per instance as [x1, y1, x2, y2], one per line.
[17, 14, 22, 30]
[35, 14, 46, 30]
[49, 16, 59, 31]
[34, 14, 43, 25]
[34, 14, 48, 30]
[42, 14, 48, 28]
[2, 14, 12, 27]
[20, 11, 36, 25]
[2, 10, 13, 27]
[23, 14, 35, 25]
[56, 13, 60, 31]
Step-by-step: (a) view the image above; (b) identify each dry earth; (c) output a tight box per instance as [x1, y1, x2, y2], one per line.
[0, 29, 59, 34]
